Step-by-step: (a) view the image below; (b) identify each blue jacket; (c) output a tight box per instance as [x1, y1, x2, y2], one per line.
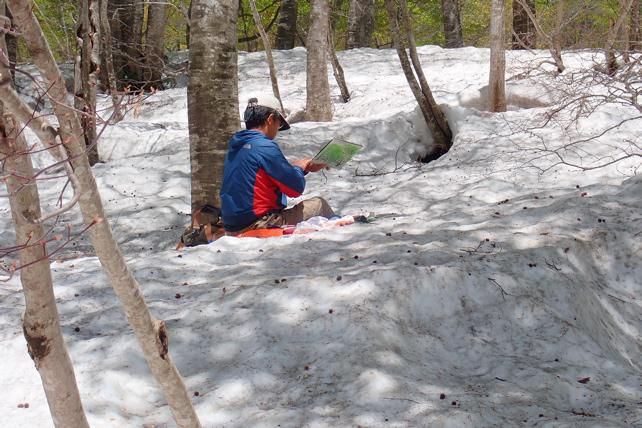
[220, 130, 306, 231]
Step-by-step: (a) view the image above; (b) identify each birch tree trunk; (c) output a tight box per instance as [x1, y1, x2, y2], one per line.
[489, 0, 506, 112]
[512, 0, 536, 49]
[6, 2, 201, 426]
[143, 0, 169, 90]
[188, 0, 239, 210]
[346, 0, 374, 49]
[74, 0, 100, 165]
[385, 0, 452, 160]
[1, 18, 89, 424]
[306, 0, 332, 121]
[275, 0, 297, 49]
[441, 0, 463, 48]
[249, 0, 284, 111]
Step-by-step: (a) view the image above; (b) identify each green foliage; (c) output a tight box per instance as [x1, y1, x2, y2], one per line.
[32, 0, 77, 61]
[165, 0, 190, 51]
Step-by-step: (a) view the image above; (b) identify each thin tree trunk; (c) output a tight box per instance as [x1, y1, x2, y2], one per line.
[6, 2, 202, 426]
[1, 19, 89, 424]
[441, 0, 463, 48]
[489, 0, 506, 112]
[306, 0, 332, 121]
[2, 5, 16, 80]
[75, 0, 100, 165]
[249, 0, 284, 111]
[143, 0, 168, 90]
[346, 0, 374, 49]
[384, 0, 452, 160]
[623, 0, 631, 63]
[1, 117, 91, 428]
[605, 0, 635, 75]
[512, 0, 536, 49]
[188, 0, 239, 211]
[275, 0, 297, 49]
[328, 23, 350, 102]
[631, 0, 640, 50]
[514, 0, 565, 73]
[98, 0, 122, 121]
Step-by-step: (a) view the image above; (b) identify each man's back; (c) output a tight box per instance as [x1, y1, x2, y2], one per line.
[220, 130, 306, 231]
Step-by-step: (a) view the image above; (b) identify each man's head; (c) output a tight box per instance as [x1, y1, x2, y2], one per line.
[243, 94, 290, 139]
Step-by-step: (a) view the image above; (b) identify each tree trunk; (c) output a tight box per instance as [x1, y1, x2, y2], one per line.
[306, 0, 333, 121]
[109, 0, 144, 89]
[605, 0, 635, 75]
[74, 0, 100, 165]
[98, 0, 122, 121]
[188, 0, 240, 211]
[512, 0, 536, 49]
[3, 5, 16, 80]
[384, 0, 452, 161]
[441, 0, 463, 48]
[275, 0, 297, 49]
[1, 116, 91, 428]
[0, 12, 89, 426]
[143, 0, 169, 90]
[631, 0, 640, 50]
[346, 0, 374, 49]
[489, 0, 506, 112]
[513, 0, 565, 73]
[6, 2, 202, 426]
[249, 0, 284, 111]
[328, 22, 350, 102]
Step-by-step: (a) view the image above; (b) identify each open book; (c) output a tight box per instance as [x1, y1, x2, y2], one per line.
[311, 139, 362, 168]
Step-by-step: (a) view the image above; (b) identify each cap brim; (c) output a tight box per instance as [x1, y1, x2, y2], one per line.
[278, 113, 290, 131]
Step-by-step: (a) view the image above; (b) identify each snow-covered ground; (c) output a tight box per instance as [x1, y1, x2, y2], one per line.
[1, 46, 641, 427]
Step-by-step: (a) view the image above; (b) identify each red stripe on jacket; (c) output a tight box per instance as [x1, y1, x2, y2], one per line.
[253, 168, 304, 216]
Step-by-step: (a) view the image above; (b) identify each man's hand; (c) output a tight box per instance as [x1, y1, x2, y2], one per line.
[292, 158, 329, 173]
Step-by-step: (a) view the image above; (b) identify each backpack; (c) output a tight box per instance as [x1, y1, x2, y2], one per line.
[177, 205, 224, 249]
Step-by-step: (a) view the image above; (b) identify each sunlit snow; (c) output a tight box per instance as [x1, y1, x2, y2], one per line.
[1, 45, 640, 427]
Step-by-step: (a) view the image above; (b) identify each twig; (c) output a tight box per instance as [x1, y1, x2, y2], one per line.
[488, 277, 511, 300]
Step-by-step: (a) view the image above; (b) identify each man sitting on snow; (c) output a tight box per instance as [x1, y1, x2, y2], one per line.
[220, 94, 335, 235]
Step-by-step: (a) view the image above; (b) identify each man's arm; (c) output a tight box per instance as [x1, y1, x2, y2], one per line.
[261, 145, 306, 197]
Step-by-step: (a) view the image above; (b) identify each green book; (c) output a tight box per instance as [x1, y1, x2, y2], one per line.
[312, 139, 362, 168]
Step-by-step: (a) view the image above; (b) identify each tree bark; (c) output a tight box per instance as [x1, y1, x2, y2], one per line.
[75, 0, 100, 165]
[605, 0, 635, 75]
[2, 4, 16, 80]
[513, 0, 565, 73]
[249, 0, 284, 111]
[275, 0, 297, 49]
[143, 0, 169, 90]
[306, 0, 333, 121]
[109, 0, 144, 89]
[6, 2, 202, 426]
[512, 0, 536, 49]
[489, 0, 506, 112]
[328, 23, 350, 102]
[441, 0, 463, 48]
[385, 0, 452, 160]
[188, 0, 240, 211]
[1, 19, 89, 426]
[631, 0, 640, 50]
[98, 0, 122, 121]
[346, 0, 374, 49]
[1, 115, 91, 428]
